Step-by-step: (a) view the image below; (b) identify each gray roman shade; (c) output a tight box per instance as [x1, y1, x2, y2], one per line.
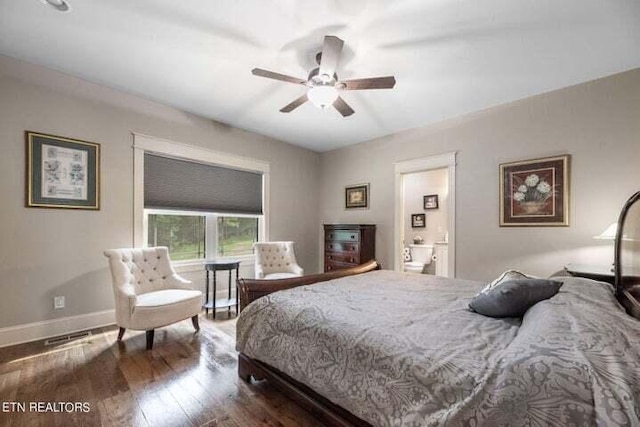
[144, 153, 263, 214]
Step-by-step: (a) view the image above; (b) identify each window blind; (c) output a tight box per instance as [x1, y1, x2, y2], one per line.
[144, 153, 263, 214]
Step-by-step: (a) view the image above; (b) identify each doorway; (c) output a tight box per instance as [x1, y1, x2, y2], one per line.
[394, 152, 456, 277]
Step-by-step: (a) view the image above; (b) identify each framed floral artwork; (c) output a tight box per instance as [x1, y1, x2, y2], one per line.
[345, 183, 369, 209]
[499, 155, 569, 226]
[26, 131, 100, 210]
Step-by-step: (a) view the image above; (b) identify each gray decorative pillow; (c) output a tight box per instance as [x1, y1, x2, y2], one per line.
[480, 269, 534, 293]
[469, 278, 563, 318]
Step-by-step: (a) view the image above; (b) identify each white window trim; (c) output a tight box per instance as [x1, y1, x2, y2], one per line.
[133, 133, 270, 271]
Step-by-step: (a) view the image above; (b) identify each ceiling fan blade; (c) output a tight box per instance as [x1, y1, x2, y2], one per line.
[340, 76, 396, 90]
[333, 96, 354, 117]
[280, 94, 308, 113]
[318, 36, 344, 78]
[251, 68, 307, 85]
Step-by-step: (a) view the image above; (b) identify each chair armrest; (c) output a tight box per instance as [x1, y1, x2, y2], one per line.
[291, 264, 304, 276]
[114, 285, 138, 317]
[164, 274, 194, 290]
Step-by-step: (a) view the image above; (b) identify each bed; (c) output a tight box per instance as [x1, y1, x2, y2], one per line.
[236, 193, 640, 427]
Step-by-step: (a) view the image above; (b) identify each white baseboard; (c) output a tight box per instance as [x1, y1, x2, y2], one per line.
[0, 309, 116, 349]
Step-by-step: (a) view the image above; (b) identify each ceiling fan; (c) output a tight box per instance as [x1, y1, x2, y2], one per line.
[251, 36, 396, 117]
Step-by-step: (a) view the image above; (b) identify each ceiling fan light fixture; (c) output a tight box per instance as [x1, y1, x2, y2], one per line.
[307, 85, 338, 109]
[251, 35, 395, 116]
[39, 0, 71, 12]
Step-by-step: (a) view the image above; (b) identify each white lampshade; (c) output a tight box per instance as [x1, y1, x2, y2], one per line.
[307, 85, 338, 109]
[594, 222, 618, 240]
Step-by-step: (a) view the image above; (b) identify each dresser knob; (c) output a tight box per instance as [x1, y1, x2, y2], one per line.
[350, 235, 355, 239]
[350, 258, 354, 263]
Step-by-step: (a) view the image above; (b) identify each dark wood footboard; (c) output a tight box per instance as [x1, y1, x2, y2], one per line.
[238, 260, 380, 312]
[236, 261, 380, 425]
[238, 353, 371, 427]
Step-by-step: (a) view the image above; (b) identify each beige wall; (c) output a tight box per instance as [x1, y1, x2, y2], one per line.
[320, 69, 640, 281]
[0, 55, 321, 328]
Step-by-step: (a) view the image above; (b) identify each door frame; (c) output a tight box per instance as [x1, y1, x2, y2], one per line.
[393, 152, 457, 276]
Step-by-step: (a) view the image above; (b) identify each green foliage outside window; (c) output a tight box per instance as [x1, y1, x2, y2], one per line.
[147, 213, 258, 260]
[217, 217, 258, 257]
[148, 214, 206, 261]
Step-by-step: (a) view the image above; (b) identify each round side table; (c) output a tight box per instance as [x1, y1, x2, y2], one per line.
[203, 260, 241, 319]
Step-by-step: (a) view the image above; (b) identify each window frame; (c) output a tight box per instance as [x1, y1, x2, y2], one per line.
[143, 208, 263, 266]
[133, 133, 270, 272]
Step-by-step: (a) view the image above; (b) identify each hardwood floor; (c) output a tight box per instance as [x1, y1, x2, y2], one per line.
[0, 313, 325, 427]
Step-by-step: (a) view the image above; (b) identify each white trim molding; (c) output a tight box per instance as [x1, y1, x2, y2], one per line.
[394, 152, 457, 277]
[0, 310, 116, 348]
[132, 132, 271, 248]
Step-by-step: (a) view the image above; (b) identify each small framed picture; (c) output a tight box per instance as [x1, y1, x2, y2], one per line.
[411, 213, 426, 228]
[423, 194, 439, 210]
[26, 131, 100, 210]
[499, 155, 570, 226]
[345, 183, 369, 209]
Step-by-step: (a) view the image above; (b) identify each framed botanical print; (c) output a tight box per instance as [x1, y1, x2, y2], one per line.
[499, 155, 569, 226]
[26, 131, 100, 210]
[345, 183, 369, 209]
[411, 213, 426, 228]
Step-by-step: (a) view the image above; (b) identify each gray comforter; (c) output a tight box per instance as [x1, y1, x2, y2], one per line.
[236, 270, 640, 426]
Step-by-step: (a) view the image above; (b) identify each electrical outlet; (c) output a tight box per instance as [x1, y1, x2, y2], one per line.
[54, 296, 65, 310]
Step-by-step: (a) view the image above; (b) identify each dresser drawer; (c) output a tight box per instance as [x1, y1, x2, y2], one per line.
[325, 230, 360, 242]
[324, 260, 358, 272]
[325, 242, 359, 253]
[324, 224, 376, 274]
[326, 252, 360, 265]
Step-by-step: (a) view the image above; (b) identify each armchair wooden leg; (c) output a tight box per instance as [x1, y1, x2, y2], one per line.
[146, 330, 155, 350]
[117, 327, 126, 341]
[191, 315, 200, 332]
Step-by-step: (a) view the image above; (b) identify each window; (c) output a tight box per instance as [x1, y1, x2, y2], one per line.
[147, 213, 206, 261]
[217, 216, 258, 257]
[134, 134, 270, 263]
[145, 211, 260, 261]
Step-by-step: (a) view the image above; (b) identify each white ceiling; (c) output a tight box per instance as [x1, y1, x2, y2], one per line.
[1, 1, 639, 152]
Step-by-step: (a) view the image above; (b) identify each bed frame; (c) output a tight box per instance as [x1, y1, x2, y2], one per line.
[614, 190, 640, 320]
[238, 208, 640, 425]
[237, 260, 380, 426]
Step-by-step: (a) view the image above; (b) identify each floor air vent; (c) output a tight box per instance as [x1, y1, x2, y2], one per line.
[44, 331, 92, 346]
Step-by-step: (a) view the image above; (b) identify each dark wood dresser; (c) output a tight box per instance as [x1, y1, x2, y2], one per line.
[324, 224, 376, 272]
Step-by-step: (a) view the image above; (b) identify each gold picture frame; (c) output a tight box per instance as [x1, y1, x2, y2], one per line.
[26, 131, 101, 210]
[499, 155, 569, 226]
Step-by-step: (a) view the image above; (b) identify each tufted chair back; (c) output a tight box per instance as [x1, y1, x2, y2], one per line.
[104, 247, 190, 327]
[253, 241, 303, 279]
[104, 247, 176, 294]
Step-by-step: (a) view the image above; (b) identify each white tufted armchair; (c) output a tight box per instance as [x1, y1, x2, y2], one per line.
[104, 247, 202, 350]
[253, 241, 304, 280]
